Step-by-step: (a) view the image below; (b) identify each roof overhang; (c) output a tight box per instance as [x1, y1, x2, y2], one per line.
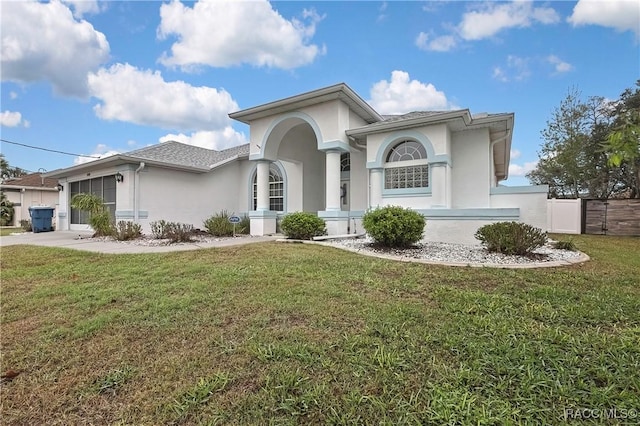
[43, 155, 209, 179]
[346, 110, 514, 181]
[229, 83, 383, 125]
[0, 184, 58, 192]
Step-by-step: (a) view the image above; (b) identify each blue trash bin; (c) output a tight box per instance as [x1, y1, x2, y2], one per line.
[28, 206, 55, 233]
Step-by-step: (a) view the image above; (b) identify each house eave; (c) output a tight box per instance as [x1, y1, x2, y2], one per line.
[346, 110, 473, 139]
[43, 155, 212, 179]
[229, 83, 383, 125]
[0, 184, 58, 192]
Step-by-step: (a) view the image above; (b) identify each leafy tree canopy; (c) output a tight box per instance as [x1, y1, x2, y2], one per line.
[527, 83, 639, 199]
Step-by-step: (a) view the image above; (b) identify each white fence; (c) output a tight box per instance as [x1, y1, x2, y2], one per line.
[547, 198, 581, 234]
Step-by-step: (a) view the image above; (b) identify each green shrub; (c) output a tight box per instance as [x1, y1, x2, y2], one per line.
[90, 211, 114, 237]
[475, 221, 547, 255]
[553, 239, 576, 251]
[150, 220, 168, 239]
[237, 215, 250, 235]
[150, 220, 194, 242]
[281, 212, 326, 240]
[165, 222, 195, 243]
[20, 219, 32, 232]
[362, 205, 425, 248]
[204, 210, 234, 236]
[113, 221, 142, 241]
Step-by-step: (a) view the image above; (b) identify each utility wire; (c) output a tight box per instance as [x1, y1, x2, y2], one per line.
[1, 138, 101, 158]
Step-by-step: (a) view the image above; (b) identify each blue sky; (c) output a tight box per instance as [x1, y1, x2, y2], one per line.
[1, 0, 638, 186]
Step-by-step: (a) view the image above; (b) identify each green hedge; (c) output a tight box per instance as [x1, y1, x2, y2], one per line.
[475, 221, 547, 255]
[281, 212, 326, 240]
[362, 206, 425, 248]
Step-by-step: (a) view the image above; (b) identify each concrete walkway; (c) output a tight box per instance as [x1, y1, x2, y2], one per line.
[0, 231, 280, 254]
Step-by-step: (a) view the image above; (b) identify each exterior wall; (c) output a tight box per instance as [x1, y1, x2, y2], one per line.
[451, 128, 491, 208]
[138, 163, 243, 233]
[348, 149, 368, 211]
[490, 185, 549, 231]
[3, 188, 59, 227]
[423, 219, 504, 245]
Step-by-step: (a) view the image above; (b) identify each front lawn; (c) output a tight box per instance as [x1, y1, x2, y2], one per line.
[1, 235, 638, 424]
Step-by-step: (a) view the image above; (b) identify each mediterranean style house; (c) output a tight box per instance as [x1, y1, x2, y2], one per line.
[45, 83, 548, 244]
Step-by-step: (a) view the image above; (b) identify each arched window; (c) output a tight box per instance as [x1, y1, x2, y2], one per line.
[253, 163, 284, 211]
[384, 140, 429, 189]
[340, 153, 351, 172]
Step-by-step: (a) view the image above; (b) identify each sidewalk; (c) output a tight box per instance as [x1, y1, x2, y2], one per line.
[0, 231, 280, 254]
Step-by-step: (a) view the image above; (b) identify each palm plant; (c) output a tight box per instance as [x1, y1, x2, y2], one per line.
[70, 193, 113, 237]
[0, 191, 14, 226]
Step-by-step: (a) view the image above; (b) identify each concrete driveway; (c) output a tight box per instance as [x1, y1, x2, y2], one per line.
[0, 231, 279, 254]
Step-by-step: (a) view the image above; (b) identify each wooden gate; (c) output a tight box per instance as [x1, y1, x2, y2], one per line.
[583, 199, 640, 236]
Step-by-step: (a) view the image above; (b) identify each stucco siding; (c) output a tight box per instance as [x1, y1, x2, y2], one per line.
[451, 128, 491, 208]
[490, 186, 549, 231]
[138, 163, 243, 232]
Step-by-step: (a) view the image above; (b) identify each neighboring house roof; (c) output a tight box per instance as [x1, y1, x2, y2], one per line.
[1, 173, 58, 191]
[230, 83, 383, 125]
[44, 141, 250, 179]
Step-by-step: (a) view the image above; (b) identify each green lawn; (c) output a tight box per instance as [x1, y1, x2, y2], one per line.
[0, 227, 23, 237]
[1, 235, 639, 425]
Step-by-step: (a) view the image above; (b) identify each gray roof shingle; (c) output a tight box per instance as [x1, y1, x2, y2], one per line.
[124, 141, 249, 169]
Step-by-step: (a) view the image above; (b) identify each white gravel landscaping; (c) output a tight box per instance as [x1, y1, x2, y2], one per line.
[320, 235, 588, 268]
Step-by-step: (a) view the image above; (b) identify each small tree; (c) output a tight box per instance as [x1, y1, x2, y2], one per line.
[70, 193, 113, 237]
[0, 191, 14, 226]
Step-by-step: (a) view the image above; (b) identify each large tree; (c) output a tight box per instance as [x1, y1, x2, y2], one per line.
[527, 87, 633, 199]
[602, 81, 640, 198]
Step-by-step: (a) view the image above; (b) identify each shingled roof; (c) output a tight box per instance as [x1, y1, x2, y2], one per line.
[1, 173, 58, 189]
[124, 141, 250, 169]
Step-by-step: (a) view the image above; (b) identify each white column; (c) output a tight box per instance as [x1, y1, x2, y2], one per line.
[256, 160, 270, 211]
[369, 168, 383, 208]
[325, 150, 341, 211]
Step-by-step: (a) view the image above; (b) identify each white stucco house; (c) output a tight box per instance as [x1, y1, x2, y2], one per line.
[1, 173, 60, 227]
[45, 83, 548, 244]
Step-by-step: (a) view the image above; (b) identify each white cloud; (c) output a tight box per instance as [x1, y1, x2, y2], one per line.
[73, 144, 120, 165]
[158, 0, 325, 70]
[415, 32, 457, 52]
[377, 2, 388, 22]
[10, 92, 18, 100]
[0, 110, 28, 127]
[547, 55, 574, 74]
[62, 0, 102, 18]
[510, 149, 522, 160]
[492, 55, 531, 82]
[159, 128, 248, 152]
[0, 0, 110, 97]
[509, 160, 538, 177]
[568, 0, 639, 35]
[88, 63, 239, 131]
[368, 70, 456, 115]
[458, 1, 560, 40]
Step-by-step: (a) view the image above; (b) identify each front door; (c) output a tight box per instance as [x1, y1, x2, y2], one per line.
[340, 180, 350, 211]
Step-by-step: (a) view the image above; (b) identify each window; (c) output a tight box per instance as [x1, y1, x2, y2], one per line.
[253, 164, 284, 211]
[70, 175, 117, 224]
[340, 153, 350, 172]
[384, 140, 429, 189]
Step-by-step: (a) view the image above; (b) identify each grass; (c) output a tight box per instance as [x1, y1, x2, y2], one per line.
[0, 226, 23, 237]
[1, 234, 639, 424]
